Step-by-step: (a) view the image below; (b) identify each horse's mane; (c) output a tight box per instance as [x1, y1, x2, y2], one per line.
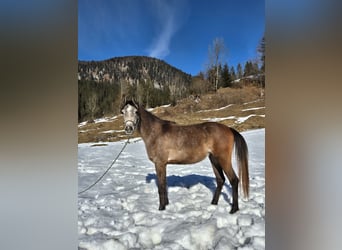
[121, 100, 138, 110]
[139, 106, 176, 125]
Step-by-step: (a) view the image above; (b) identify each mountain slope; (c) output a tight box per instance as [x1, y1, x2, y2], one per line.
[78, 56, 192, 89]
[78, 56, 193, 122]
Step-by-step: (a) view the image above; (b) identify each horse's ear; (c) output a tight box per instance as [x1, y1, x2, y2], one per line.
[119, 94, 127, 111]
[132, 97, 139, 108]
[123, 95, 127, 105]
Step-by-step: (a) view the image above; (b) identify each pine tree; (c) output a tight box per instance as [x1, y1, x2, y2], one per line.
[220, 63, 231, 87]
[257, 35, 265, 87]
[230, 66, 236, 81]
[244, 61, 253, 77]
[257, 36, 265, 73]
[252, 61, 259, 75]
[237, 63, 243, 79]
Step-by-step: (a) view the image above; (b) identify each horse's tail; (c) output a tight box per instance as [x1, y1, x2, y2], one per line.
[231, 128, 249, 199]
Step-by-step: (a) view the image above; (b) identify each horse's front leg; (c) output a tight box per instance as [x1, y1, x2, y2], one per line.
[154, 163, 168, 210]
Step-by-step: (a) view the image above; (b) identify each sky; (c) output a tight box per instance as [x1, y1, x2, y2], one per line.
[78, 0, 264, 76]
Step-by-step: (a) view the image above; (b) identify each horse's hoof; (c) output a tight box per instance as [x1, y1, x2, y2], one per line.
[229, 206, 239, 214]
[159, 206, 166, 210]
[211, 201, 218, 205]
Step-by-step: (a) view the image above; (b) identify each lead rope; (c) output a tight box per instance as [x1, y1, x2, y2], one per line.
[78, 137, 130, 195]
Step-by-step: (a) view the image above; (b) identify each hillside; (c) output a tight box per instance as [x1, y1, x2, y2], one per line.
[78, 56, 192, 86]
[78, 86, 265, 143]
[78, 56, 193, 122]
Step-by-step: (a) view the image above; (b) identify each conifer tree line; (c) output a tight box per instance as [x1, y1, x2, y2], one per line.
[78, 80, 120, 122]
[78, 78, 176, 122]
[204, 60, 262, 88]
[204, 36, 265, 91]
[78, 36, 265, 122]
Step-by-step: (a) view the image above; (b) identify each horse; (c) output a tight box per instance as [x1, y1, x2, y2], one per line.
[121, 100, 249, 213]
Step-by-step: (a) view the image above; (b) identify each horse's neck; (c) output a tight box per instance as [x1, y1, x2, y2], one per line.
[138, 107, 161, 140]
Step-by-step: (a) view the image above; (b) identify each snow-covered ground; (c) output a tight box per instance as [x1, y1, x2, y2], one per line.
[78, 129, 265, 249]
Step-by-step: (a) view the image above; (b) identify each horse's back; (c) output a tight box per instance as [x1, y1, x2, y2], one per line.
[200, 122, 235, 154]
[165, 121, 233, 143]
[201, 122, 233, 137]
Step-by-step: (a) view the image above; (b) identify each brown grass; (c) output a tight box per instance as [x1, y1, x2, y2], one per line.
[78, 86, 265, 143]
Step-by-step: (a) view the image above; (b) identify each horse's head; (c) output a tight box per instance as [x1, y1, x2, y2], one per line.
[121, 100, 139, 135]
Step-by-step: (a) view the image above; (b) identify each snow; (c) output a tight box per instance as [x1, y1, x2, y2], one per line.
[94, 116, 119, 124]
[202, 116, 236, 122]
[242, 107, 265, 112]
[236, 115, 265, 124]
[196, 104, 234, 113]
[242, 100, 262, 105]
[78, 121, 88, 127]
[202, 115, 265, 123]
[100, 130, 125, 134]
[78, 129, 265, 249]
[147, 104, 171, 112]
[78, 116, 120, 128]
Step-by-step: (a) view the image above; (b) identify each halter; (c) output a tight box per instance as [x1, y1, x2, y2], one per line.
[124, 116, 140, 131]
[122, 101, 140, 133]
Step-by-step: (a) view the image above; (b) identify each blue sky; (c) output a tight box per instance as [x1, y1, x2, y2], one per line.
[78, 0, 264, 76]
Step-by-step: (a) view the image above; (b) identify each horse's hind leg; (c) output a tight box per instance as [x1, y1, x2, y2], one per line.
[154, 163, 169, 210]
[209, 154, 225, 205]
[220, 159, 239, 214]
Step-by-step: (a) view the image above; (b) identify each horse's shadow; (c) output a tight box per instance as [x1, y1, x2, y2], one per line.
[146, 173, 232, 205]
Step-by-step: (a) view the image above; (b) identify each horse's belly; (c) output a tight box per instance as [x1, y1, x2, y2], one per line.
[167, 149, 207, 164]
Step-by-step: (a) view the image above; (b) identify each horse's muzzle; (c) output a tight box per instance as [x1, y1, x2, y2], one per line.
[124, 124, 134, 135]
[125, 126, 134, 134]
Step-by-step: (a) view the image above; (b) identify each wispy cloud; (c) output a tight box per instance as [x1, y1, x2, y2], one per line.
[147, 0, 189, 59]
[148, 15, 175, 58]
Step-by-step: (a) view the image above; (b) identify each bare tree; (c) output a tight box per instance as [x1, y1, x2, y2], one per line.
[208, 37, 227, 91]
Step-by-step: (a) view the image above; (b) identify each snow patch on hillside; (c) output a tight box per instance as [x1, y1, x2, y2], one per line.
[203, 115, 265, 123]
[196, 104, 234, 113]
[242, 107, 265, 112]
